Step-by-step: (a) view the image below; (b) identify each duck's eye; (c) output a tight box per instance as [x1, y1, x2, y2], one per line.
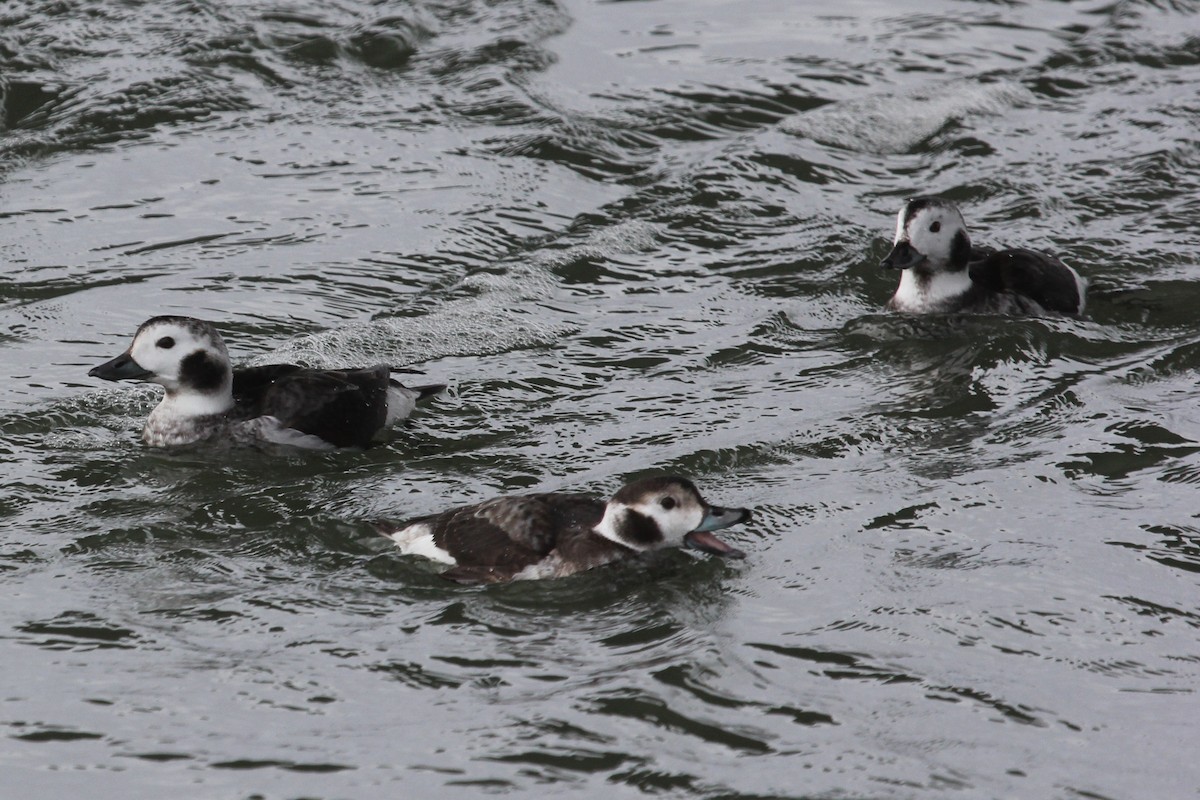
[156, 336, 176, 349]
[660, 496, 677, 511]
[929, 221, 941, 233]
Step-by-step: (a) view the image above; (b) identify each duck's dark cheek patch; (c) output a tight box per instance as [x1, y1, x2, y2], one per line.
[624, 510, 663, 546]
[180, 351, 226, 391]
[951, 229, 971, 268]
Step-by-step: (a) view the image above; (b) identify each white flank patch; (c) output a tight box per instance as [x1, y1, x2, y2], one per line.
[386, 522, 457, 565]
[383, 385, 419, 428]
[512, 555, 568, 581]
[1064, 259, 1088, 315]
[241, 417, 338, 450]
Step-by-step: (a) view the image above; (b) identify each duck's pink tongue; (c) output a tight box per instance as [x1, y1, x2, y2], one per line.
[684, 530, 746, 559]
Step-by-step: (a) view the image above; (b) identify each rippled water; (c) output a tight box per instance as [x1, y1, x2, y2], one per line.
[3, 0, 1200, 797]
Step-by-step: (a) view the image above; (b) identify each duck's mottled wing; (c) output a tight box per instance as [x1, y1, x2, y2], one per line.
[231, 364, 304, 411]
[463, 496, 562, 555]
[968, 248, 1082, 314]
[427, 494, 601, 565]
[422, 499, 554, 577]
[260, 365, 390, 448]
[544, 493, 605, 536]
[479, 493, 604, 552]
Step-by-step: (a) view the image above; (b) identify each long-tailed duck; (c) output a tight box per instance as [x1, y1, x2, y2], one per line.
[881, 196, 1086, 315]
[375, 475, 753, 584]
[88, 315, 444, 449]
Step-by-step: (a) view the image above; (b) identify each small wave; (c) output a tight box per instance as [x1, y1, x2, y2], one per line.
[258, 221, 660, 367]
[780, 80, 1034, 154]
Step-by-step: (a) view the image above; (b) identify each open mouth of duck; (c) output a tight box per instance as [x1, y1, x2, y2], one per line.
[684, 505, 752, 559]
[685, 529, 746, 558]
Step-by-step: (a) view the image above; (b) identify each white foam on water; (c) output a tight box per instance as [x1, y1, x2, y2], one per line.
[781, 80, 1034, 154]
[526, 219, 661, 271]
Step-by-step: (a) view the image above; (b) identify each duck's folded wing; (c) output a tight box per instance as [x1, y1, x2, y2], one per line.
[257, 367, 390, 447]
[377, 494, 605, 584]
[968, 248, 1082, 314]
[231, 364, 305, 409]
[392, 501, 549, 584]
[968, 243, 996, 262]
[448, 496, 564, 558]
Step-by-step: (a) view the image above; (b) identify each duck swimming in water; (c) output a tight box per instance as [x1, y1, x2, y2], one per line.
[881, 196, 1086, 316]
[89, 315, 444, 449]
[376, 475, 753, 584]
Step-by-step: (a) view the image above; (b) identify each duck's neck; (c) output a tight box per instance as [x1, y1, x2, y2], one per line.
[592, 504, 660, 552]
[143, 382, 235, 446]
[891, 267, 974, 312]
[593, 505, 631, 547]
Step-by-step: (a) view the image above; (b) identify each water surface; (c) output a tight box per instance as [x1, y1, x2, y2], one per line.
[2, 0, 1199, 797]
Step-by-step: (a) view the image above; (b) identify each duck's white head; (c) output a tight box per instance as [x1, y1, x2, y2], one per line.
[594, 475, 750, 558]
[90, 316, 234, 414]
[881, 196, 973, 274]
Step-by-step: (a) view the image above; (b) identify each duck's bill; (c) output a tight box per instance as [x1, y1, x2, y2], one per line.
[880, 240, 926, 271]
[685, 505, 752, 558]
[89, 352, 153, 382]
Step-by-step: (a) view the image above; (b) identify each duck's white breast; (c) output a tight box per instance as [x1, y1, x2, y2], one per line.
[891, 269, 974, 312]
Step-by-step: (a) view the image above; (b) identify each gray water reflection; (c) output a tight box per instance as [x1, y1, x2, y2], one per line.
[4, 0, 1200, 797]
